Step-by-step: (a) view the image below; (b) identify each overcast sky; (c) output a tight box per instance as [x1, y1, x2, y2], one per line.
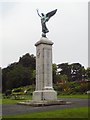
[0, 0, 88, 68]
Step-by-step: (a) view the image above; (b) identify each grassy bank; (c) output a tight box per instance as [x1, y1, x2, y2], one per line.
[3, 107, 89, 118]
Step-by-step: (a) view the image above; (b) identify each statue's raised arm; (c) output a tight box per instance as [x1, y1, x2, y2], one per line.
[37, 9, 57, 37]
[36, 9, 41, 18]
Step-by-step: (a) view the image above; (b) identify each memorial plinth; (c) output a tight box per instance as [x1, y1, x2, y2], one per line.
[17, 37, 71, 106]
[17, 9, 71, 106]
[33, 37, 57, 101]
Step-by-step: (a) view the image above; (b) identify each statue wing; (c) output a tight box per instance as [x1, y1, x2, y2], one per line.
[46, 9, 57, 21]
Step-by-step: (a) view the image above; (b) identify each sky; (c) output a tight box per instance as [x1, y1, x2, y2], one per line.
[0, 0, 89, 68]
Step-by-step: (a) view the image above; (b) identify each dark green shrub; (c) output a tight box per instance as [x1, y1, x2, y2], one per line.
[5, 90, 12, 98]
[12, 87, 23, 92]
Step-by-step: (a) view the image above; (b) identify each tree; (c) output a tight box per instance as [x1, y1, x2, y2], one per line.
[71, 63, 85, 81]
[19, 53, 36, 69]
[60, 74, 68, 83]
[2, 53, 36, 92]
[86, 67, 90, 80]
[52, 64, 57, 84]
[57, 63, 86, 81]
[57, 63, 71, 81]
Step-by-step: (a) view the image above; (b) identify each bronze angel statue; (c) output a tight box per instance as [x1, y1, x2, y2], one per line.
[37, 9, 57, 37]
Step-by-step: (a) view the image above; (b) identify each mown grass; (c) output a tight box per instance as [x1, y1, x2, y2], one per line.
[2, 98, 28, 104]
[58, 94, 90, 99]
[3, 107, 89, 118]
[0, 98, 2, 104]
[0, 94, 89, 104]
[1, 95, 32, 104]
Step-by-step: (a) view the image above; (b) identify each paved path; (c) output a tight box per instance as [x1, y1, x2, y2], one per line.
[2, 98, 89, 116]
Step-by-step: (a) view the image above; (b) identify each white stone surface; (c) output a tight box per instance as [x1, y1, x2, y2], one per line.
[33, 37, 57, 101]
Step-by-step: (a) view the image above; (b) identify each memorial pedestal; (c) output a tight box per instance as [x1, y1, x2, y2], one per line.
[33, 37, 57, 101]
[33, 90, 57, 101]
[18, 37, 71, 106]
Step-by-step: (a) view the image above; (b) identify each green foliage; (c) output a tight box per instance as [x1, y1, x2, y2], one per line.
[60, 74, 68, 82]
[54, 81, 89, 95]
[57, 63, 86, 82]
[53, 84, 62, 95]
[19, 53, 35, 69]
[12, 85, 35, 96]
[52, 63, 57, 84]
[71, 63, 85, 81]
[2, 53, 36, 92]
[86, 67, 90, 80]
[4, 90, 12, 98]
[3, 85, 35, 100]
[12, 87, 23, 92]
[2, 52, 90, 96]
[58, 63, 71, 81]
[3, 65, 33, 90]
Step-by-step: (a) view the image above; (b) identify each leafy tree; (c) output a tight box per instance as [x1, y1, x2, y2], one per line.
[60, 74, 68, 83]
[71, 63, 85, 81]
[52, 64, 57, 84]
[32, 70, 36, 84]
[2, 53, 36, 92]
[86, 67, 90, 80]
[57, 63, 71, 81]
[3, 66, 30, 91]
[19, 53, 35, 69]
[57, 63, 86, 82]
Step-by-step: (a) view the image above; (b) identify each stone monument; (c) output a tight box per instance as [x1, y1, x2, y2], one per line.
[18, 9, 71, 106]
[33, 37, 57, 101]
[33, 9, 58, 101]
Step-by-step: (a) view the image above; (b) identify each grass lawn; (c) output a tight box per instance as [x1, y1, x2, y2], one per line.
[58, 94, 90, 99]
[0, 99, 2, 104]
[0, 94, 89, 104]
[1, 95, 32, 104]
[3, 107, 89, 118]
[2, 98, 29, 104]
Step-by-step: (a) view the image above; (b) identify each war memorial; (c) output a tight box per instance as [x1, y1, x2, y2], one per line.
[18, 9, 70, 106]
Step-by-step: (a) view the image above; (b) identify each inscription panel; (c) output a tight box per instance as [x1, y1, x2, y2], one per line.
[43, 48, 52, 88]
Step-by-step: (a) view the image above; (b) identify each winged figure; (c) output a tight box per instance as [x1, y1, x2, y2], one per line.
[37, 9, 57, 37]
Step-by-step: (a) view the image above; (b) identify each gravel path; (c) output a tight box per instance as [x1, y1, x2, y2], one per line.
[2, 98, 89, 116]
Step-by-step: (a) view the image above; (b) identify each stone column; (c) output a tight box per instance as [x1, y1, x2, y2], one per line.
[33, 37, 57, 101]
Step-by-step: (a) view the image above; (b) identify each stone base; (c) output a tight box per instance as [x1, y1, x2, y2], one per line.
[17, 100, 71, 107]
[33, 90, 57, 101]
